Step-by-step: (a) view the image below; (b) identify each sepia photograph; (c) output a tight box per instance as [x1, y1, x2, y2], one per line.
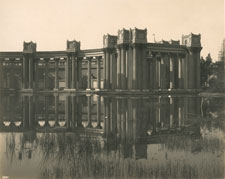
[0, 0, 224, 178]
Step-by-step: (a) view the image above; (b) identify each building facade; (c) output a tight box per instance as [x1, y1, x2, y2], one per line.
[0, 27, 202, 92]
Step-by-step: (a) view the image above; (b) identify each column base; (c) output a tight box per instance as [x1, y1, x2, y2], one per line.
[86, 88, 91, 91]
[95, 88, 100, 91]
[54, 88, 59, 91]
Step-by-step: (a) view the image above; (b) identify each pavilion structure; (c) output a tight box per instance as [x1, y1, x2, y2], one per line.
[0, 27, 202, 93]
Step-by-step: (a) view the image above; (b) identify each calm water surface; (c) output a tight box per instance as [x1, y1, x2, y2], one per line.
[0, 94, 224, 179]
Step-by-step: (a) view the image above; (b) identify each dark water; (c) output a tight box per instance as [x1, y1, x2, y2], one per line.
[0, 94, 224, 179]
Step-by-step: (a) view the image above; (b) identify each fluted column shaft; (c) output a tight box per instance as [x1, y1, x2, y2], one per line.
[117, 48, 121, 89]
[54, 58, 59, 90]
[28, 56, 34, 89]
[121, 47, 126, 89]
[96, 57, 101, 90]
[44, 58, 49, 90]
[87, 57, 92, 90]
[65, 55, 71, 89]
[132, 45, 137, 90]
[71, 55, 77, 89]
[169, 55, 175, 89]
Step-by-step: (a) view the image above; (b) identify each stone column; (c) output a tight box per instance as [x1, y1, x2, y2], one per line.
[103, 52, 106, 89]
[96, 95, 102, 129]
[105, 50, 110, 89]
[54, 58, 59, 90]
[160, 55, 167, 89]
[149, 57, 153, 90]
[34, 58, 39, 90]
[169, 55, 175, 89]
[110, 53, 117, 90]
[96, 56, 101, 90]
[28, 56, 34, 89]
[195, 51, 201, 89]
[127, 46, 133, 90]
[86, 57, 92, 90]
[132, 45, 137, 90]
[152, 55, 157, 89]
[117, 48, 121, 89]
[0, 58, 3, 89]
[77, 57, 82, 90]
[71, 55, 77, 90]
[65, 55, 71, 89]
[121, 47, 126, 89]
[23, 56, 28, 89]
[178, 55, 184, 89]
[156, 56, 161, 89]
[142, 46, 149, 91]
[164, 54, 170, 89]
[44, 58, 49, 90]
[183, 54, 188, 89]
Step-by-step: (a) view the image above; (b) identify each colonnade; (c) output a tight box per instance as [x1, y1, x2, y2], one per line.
[103, 47, 199, 91]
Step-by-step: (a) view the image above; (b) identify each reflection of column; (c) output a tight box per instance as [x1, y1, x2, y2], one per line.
[65, 95, 71, 128]
[87, 57, 92, 90]
[54, 58, 59, 90]
[169, 55, 175, 89]
[104, 97, 110, 136]
[132, 99, 137, 141]
[127, 98, 133, 140]
[77, 96, 83, 127]
[71, 96, 76, 128]
[96, 95, 102, 128]
[117, 99, 121, 138]
[44, 95, 49, 126]
[111, 97, 117, 133]
[44, 58, 49, 90]
[29, 96, 34, 128]
[96, 57, 101, 90]
[86, 95, 92, 128]
[54, 94, 59, 126]
[121, 99, 127, 141]
[23, 96, 29, 128]
[169, 97, 174, 128]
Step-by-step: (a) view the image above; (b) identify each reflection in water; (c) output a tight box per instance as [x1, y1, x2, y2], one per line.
[0, 94, 224, 178]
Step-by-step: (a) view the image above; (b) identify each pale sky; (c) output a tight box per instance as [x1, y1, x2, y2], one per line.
[0, 0, 224, 60]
